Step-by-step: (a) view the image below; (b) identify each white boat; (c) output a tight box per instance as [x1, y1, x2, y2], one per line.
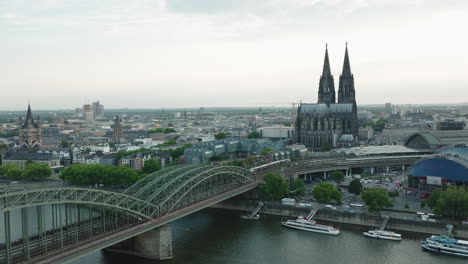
[422, 235, 468, 257]
[281, 216, 340, 235]
[363, 230, 402, 241]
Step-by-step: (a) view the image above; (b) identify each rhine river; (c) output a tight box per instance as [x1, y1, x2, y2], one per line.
[73, 209, 466, 264]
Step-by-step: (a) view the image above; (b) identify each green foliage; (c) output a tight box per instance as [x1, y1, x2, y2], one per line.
[223, 160, 245, 167]
[215, 132, 230, 140]
[430, 186, 468, 220]
[60, 164, 139, 186]
[362, 187, 393, 212]
[0, 163, 23, 180]
[330, 171, 345, 184]
[289, 178, 305, 195]
[426, 189, 441, 209]
[367, 118, 388, 132]
[22, 163, 52, 180]
[142, 158, 161, 174]
[0, 165, 7, 176]
[420, 200, 426, 208]
[348, 179, 363, 195]
[160, 144, 192, 159]
[148, 127, 175, 134]
[320, 142, 332, 152]
[261, 147, 275, 156]
[0, 131, 17, 138]
[260, 173, 288, 200]
[388, 190, 399, 201]
[60, 139, 70, 148]
[404, 202, 409, 209]
[115, 148, 152, 160]
[247, 131, 260, 138]
[157, 139, 177, 147]
[312, 182, 342, 203]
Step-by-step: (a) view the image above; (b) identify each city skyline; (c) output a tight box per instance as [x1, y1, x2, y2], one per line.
[1, 0, 468, 110]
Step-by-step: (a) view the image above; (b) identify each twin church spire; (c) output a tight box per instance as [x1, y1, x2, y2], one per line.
[318, 43, 356, 106]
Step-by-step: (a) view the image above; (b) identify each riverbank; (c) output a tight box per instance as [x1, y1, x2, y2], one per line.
[210, 199, 468, 239]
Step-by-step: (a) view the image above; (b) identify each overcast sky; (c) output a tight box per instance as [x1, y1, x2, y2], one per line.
[1, 0, 467, 110]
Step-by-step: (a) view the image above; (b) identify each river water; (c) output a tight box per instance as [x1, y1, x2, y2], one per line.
[71, 209, 465, 264]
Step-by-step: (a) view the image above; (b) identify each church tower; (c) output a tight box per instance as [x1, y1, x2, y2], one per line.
[112, 115, 124, 142]
[317, 45, 336, 105]
[19, 104, 42, 148]
[338, 43, 356, 106]
[338, 43, 359, 142]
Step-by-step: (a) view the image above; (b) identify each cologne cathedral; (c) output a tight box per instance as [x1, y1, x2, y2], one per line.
[294, 44, 358, 151]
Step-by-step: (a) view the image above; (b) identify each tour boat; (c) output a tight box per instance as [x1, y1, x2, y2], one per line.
[421, 235, 468, 257]
[281, 216, 340, 235]
[363, 230, 402, 241]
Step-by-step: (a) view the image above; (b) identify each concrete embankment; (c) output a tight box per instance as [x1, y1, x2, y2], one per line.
[210, 199, 468, 239]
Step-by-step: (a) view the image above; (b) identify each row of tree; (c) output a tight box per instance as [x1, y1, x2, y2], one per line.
[0, 163, 52, 181]
[426, 186, 468, 220]
[148, 127, 175, 134]
[60, 164, 141, 186]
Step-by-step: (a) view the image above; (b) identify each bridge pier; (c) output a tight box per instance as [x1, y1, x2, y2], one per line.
[106, 225, 173, 260]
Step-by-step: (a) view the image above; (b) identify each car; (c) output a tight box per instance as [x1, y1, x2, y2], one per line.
[324, 204, 333, 209]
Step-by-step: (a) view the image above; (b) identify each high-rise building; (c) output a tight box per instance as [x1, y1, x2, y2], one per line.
[92, 100, 104, 119]
[294, 44, 359, 150]
[84, 104, 93, 123]
[19, 104, 42, 148]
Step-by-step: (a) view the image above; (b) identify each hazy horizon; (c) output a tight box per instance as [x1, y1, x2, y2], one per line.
[1, 0, 468, 110]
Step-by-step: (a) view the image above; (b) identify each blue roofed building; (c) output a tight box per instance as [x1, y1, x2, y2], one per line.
[408, 144, 468, 195]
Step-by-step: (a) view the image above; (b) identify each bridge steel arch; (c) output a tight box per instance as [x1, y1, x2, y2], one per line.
[0, 165, 257, 264]
[0, 186, 159, 219]
[157, 166, 256, 214]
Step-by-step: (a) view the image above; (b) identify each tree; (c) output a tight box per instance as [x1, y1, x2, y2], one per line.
[388, 190, 399, 201]
[312, 182, 342, 203]
[0, 143, 9, 164]
[426, 189, 441, 209]
[248, 131, 260, 138]
[330, 171, 345, 184]
[367, 118, 388, 132]
[348, 179, 363, 195]
[60, 164, 139, 186]
[420, 200, 426, 208]
[157, 139, 177, 147]
[361, 187, 393, 213]
[224, 160, 245, 167]
[261, 147, 275, 156]
[60, 139, 70, 148]
[215, 132, 230, 140]
[260, 173, 288, 200]
[22, 163, 52, 180]
[142, 158, 161, 174]
[290, 178, 305, 195]
[5, 164, 22, 179]
[432, 186, 468, 220]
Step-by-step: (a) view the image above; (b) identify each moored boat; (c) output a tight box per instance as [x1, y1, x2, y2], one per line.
[281, 216, 340, 235]
[421, 235, 468, 257]
[363, 230, 402, 241]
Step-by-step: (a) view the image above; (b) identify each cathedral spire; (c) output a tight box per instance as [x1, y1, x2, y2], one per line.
[318, 44, 335, 105]
[322, 43, 332, 77]
[25, 104, 33, 123]
[342, 42, 352, 76]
